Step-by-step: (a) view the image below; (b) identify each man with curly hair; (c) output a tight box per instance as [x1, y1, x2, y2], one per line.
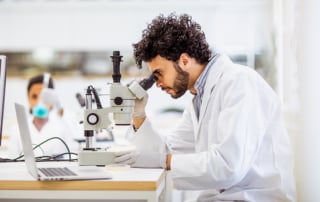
[115, 13, 296, 201]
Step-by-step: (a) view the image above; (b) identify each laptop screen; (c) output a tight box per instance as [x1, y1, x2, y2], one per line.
[0, 55, 7, 146]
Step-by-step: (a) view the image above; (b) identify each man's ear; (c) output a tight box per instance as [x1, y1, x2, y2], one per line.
[178, 53, 190, 68]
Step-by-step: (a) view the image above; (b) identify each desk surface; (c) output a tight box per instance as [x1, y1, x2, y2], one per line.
[0, 161, 165, 191]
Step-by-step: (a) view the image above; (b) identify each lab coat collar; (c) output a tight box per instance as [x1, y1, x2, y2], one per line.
[194, 54, 232, 139]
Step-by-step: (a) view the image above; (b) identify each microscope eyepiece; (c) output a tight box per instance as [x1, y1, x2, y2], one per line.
[113, 50, 120, 56]
[139, 74, 157, 90]
[110, 50, 123, 83]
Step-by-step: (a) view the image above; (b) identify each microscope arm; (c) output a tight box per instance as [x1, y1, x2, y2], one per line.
[83, 107, 114, 131]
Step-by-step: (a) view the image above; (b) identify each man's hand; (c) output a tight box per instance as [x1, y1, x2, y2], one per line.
[114, 150, 166, 168]
[133, 94, 148, 118]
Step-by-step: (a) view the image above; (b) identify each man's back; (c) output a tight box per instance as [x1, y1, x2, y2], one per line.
[168, 55, 296, 201]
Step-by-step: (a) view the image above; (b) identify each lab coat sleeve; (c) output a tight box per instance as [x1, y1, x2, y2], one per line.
[128, 118, 167, 153]
[130, 106, 195, 154]
[171, 69, 275, 190]
[165, 105, 196, 154]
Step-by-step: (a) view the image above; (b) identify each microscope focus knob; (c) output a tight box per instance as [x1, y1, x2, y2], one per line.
[114, 97, 123, 105]
[87, 113, 99, 125]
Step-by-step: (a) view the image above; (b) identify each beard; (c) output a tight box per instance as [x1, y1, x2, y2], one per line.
[171, 62, 189, 99]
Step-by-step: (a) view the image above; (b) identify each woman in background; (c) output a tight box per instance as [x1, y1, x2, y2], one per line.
[10, 73, 79, 159]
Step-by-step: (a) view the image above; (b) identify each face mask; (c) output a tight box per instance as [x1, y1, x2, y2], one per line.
[31, 72, 51, 119]
[32, 102, 49, 118]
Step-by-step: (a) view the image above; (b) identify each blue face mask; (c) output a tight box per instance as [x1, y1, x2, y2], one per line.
[32, 102, 49, 118]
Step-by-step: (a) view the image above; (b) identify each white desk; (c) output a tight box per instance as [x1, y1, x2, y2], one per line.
[0, 162, 166, 202]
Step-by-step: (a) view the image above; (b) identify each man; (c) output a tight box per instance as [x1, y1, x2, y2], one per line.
[115, 13, 296, 201]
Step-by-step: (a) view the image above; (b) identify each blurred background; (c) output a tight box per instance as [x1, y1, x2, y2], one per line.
[0, 0, 319, 201]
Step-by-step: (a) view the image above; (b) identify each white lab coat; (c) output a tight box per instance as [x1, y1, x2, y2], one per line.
[133, 55, 296, 202]
[7, 109, 79, 159]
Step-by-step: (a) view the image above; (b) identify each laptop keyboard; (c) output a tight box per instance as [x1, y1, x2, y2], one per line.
[39, 167, 77, 177]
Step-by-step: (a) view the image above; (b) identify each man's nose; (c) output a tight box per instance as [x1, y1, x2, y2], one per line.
[156, 80, 163, 88]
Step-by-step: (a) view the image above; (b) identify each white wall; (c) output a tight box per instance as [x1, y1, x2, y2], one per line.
[296, 0, 320, 201]
[0, 1, 218, 51]
[0, 0, 271, 54]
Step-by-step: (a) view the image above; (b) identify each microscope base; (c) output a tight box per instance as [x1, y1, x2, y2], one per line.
[78, 149, 115, 166]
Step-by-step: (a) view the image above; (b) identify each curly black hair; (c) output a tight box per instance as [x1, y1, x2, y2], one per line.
[133, 13, 212, 69]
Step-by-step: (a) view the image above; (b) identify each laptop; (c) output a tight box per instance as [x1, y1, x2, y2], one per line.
[15, 102, 113, 181]
[0, 55, 7, 147]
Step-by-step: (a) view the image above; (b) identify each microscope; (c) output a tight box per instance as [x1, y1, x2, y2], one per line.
[78, 51, 156, 166]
